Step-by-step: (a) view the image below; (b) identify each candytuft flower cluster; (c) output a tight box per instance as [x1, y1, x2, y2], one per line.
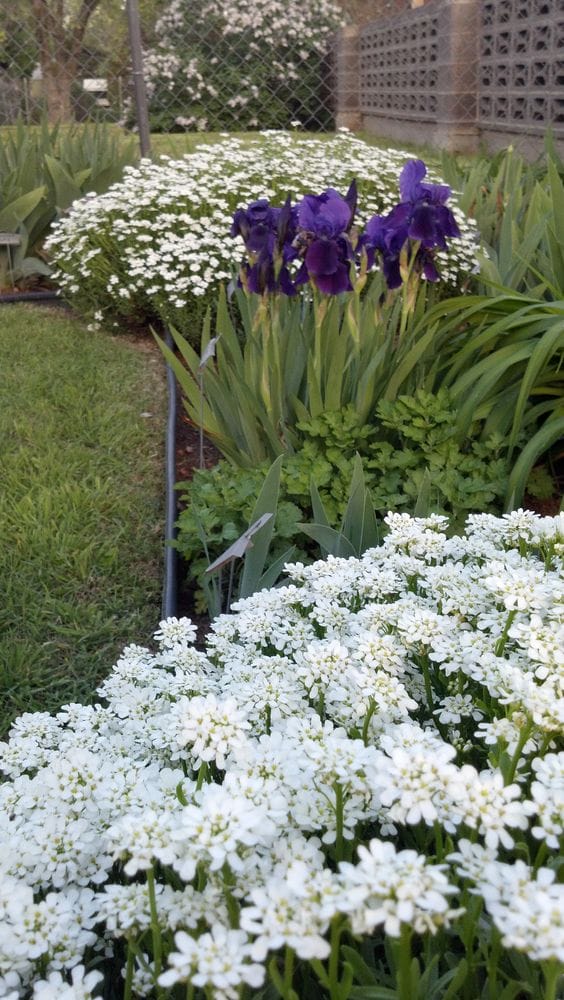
[1, 510, 562, 997]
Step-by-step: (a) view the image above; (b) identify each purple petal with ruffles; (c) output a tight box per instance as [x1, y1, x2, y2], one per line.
[436, 205, 461, 238]
[278, 266, 296, 296]
[422, 254, 441, 282]
[399, 160, 427, 201]
[364, 214, 388, 250]
[246, 225, 275, 254]
[314, 262, 352, 294]
[420, 181, 452, 205]
[293, 261, 310, 286]
[305, 238, 339, 276]
[297, 190, 351, 238]
[408, 204, 437, 243]
[382, 254, 402, 289]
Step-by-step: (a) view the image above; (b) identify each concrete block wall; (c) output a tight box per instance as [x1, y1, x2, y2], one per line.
[335, 0, 564, 157]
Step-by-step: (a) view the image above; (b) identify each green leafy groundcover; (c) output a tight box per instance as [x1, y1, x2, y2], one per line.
[175, 393, 510, 609]
[0, 510, 562, 998]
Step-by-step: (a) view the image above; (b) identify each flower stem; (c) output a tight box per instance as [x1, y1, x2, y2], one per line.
[124, 937, 135, 1000]
[504, 717, 534, 784]
[328, 918, 345, 999]
[487, 926, 501, 1000]
[223, 862, 240, 928]
[495, 609, 517, 657]
[196, 760, 209, 791]
[420, 656, 435, 714]
[334, 782, 344, 864]
[361, 698, 376, 745]
[146, 868, 164, 995]
[395, 924, 413, 1000]
[283, 945, 295, 997]
[433, 821, 444, 861]
[533, 839, 548, 872]
[542, 960, 563, 1000]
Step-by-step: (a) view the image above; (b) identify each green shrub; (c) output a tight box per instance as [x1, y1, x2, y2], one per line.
[418, 291, 564, 507]
[176, 393, 511, 605]
[176, 462, 305, 612]
[441, 144, 564, 297]
[367, 389, 510, 528]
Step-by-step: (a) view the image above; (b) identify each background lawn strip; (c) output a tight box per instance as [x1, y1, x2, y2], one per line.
[0, 305, 165, 734]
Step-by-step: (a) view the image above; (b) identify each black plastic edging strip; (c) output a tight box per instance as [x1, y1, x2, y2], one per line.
[0, 290, 65, 304]
[162, 326, 178, 619]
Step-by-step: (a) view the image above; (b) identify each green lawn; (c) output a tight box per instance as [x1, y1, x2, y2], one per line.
[0, 305, 166, 734]
[148, 129, 441, 161]
[0, 123, 443, 167]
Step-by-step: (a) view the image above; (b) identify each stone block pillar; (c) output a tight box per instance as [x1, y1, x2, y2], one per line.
[434, 0, 480, 152]
[334, 25, 362, 131]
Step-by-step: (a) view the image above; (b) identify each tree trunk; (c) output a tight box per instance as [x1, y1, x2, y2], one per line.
[43, 58, 77, 124]
[31, 0, 101, 124]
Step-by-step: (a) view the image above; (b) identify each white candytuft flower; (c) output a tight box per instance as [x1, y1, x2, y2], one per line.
[159, 925, 265, 996]
[0, 511, 562, 991]
[339, 839, 462, 937]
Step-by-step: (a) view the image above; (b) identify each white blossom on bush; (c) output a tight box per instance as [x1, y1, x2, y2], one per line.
[141, 0, 344, 132]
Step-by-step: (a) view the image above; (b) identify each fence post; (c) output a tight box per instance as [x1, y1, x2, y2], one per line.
[126, 0, 152, 158]
[334, 25, 362, 131]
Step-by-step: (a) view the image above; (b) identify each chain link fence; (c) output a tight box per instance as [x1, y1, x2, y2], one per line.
[0, 1, 130, 127]
[0, 0, 357, 136]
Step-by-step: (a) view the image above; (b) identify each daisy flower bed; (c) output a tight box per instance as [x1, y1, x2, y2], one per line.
[1, 510, 563, 999]
[44, 131, 479, 333]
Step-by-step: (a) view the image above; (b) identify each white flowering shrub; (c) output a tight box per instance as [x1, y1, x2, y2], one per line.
[45, 132, 479, 333]
[1, 510, 563, 998]
[142, 0, 344, 132]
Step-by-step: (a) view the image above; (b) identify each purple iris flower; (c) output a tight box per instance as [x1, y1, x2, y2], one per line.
[297, 188, 353, 238]
[231, 197, 298, 295]
[361, 160, 461, 289]
[294, 182, 357, 295]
